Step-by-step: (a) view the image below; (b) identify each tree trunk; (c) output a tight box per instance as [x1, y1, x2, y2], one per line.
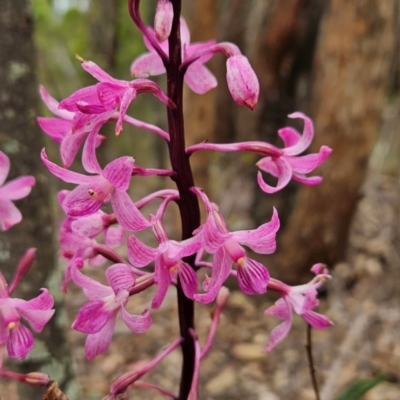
[0, 1, 75, 398]
[273, 0, 397, 282]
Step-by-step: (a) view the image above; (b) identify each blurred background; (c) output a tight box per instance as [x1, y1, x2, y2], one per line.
[0, 0, 399, 399]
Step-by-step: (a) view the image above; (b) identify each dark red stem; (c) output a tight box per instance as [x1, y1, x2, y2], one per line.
[166, 1, 201, 399]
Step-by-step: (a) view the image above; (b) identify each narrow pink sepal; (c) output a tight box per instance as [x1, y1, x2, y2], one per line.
[287, 146, 332, 174]
[80, 60, 121, 84]
[59, 86, 100, 112]
[263, 318, 292, 353]
[85, 312, 117, 360]
[7, 323, 34, 359]
[257, 157, 293, 194]
[106, 264, 135, 293]
[226, 55, 259, 110]
[278, 127, 301, 147]
[284, 112, 314, 156]
[39, 85, 73, 119]
[121, 308, 152, 333]
[127, 235, 159, 267]
[302, 310, 333, 329]
[151, 260, 171, 309]
[111, 191, 150, 231]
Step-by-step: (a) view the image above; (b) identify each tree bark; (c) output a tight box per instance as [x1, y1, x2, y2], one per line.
[0, 1, 75, 398]
[273, 0, 397, 282]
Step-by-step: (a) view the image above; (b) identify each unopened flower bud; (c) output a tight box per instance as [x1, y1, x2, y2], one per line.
[154, 0, 173, 42]
[226, 55, 259, 110]
[24, 372, 51, 386]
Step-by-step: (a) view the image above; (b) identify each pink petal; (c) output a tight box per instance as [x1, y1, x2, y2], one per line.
[71, 265, 112, 300]
[20, 288, 54, 310]
[71, 211, 106, 238]
[97, 82, 125, 109]
[105, 226, 124, 247]
[179, 261, 198, 299]
[106, 264, 135, 293]
[278, 127, 301, 147]
[0, 198, 22, 231]
[0, 311, 8, 344]
[194, 247, 231, 304]
[263, 318, 292, 353]
[37, 117, 71, 143]
[103, 157, 135, 191]
[151, 259, 171, 309]
[60, 130, 88, 168]
[310, 263, 329, 275]
[127, 235, 159, 267]
[130, 52, 166, 78]
[292, 174, 323, 186]
[237, 257, 269, 295]
[185, 63, 217, 94]
[233, 207, 279, 254]
[257, 157, 292, 193]
[41, 149, 94, 184]
[17, 309, 54, 333]
[0, 176, 35, 200]
[7, 323, 34, 359]
[81, 127, 102, 174]
[284, 112, 314, 156]
[287, 146, 332, 174]
[72, 300, 112, 334]
[85, 312, 117, 360]
[116, 88, 137, 134]
[111, 191, 150, 231]
[226, 55, 259, 110]
[0, 272, 9, 298]
[59, 86, 100, 112]
[302, 310, 333, 329]
[167, 237, 201, 260]
[180, 17, 191, 49]
[264, 298, 291, 320]
[62, 182, 108, 217]
[0, 151, 10, 186]
[186, 40, 217, 64]
[201, 212, 231, 254]
[121, 307, 152, 333]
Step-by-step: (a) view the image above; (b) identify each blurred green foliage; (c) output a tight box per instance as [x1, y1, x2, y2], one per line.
[335, 373, 386, 400]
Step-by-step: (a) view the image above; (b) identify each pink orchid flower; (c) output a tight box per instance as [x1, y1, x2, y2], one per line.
[191, 188, 279, 303]
[0, 151, 35, 231]
[41, 148, 151, 231]
[187, 113, 332, 193]
[131, 18, 217, 94]
[71, 262, 152, 360]
[59, 59, 173, 135]
[37, 86, 108, 168]
[0, 272, 55, 359]
[127, 198, 201, 309]
[263, 264, 333, 352]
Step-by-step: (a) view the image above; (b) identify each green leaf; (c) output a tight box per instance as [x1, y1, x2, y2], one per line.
[335, 373, 386, 400]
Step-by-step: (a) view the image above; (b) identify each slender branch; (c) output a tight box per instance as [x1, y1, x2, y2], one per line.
[165, 1, 201, 399]
[306, 324, 321, 400]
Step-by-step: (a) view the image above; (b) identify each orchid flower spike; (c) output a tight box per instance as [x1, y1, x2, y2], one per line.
[0, 151, 35, 231]
[71, 262, 152, 359]
[191, 187, 279, 303]
[263, 264, 333, 352]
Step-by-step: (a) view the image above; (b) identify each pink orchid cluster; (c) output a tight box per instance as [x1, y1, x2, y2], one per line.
[3, 0, 333, 398]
